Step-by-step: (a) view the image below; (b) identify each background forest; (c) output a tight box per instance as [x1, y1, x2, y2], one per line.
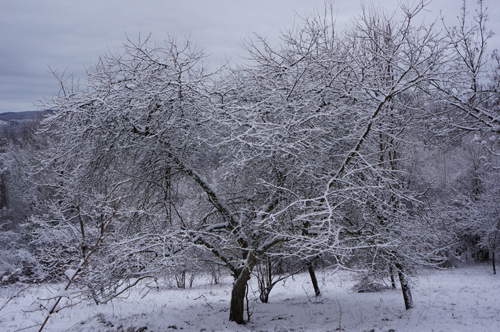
[1, 0, 499, 328]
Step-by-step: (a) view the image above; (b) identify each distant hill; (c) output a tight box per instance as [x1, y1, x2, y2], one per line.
[0, 110, 54, 123]
[0, 110, 55, 136]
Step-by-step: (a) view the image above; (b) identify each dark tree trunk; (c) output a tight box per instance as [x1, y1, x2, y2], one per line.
[492, 251, 496, 275]
[389, 266, 396, 289]
[258, 258, 272, 303]
[397, 265, 413, 310]
[0, 172, 8, 210]
[229, 267, 252, 324]
[307, 263, 321, 297]
[259, 288, 270, 303]
[175, 270, 186, 289]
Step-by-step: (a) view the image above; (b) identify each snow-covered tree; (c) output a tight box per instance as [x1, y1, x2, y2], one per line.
[428, 0, 500, 274]
[26, 1, 500, 326]
[258, 2, 451, 310]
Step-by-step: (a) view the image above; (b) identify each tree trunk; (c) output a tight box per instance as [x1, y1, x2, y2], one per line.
[389, 266, 396, 289]
[307, 263, 321, 297]
[175, 270, 186, 289]
[258, 258, 272, 303]
[259, 288, 270, 303]
[397, 265, 413, 310]
[229, 267, 252, 324]
[492, 251, 496, 275]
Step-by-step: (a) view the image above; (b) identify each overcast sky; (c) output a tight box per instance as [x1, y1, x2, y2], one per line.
[1, 0, 499, 113]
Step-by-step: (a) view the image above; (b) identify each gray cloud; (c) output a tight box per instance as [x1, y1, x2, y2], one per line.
[1, 0, 498, 113]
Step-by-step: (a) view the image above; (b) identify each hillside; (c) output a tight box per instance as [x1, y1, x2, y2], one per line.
[0, 110, 54, 132]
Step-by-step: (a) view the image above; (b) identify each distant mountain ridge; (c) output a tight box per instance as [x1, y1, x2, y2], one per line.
[0, 110, 55, 136]
[0, 110, 54, 123]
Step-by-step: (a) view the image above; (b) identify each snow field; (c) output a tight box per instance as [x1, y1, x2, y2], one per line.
[0, 264, 498, 332]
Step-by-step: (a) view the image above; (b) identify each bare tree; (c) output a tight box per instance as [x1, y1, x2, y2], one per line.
[26, 1, 499, 326]
[259, 1, 450, 310]
[431, 0, 500, 274]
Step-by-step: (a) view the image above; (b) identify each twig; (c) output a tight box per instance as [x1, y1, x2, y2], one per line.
[63, 322, 80, 332]
[0, 284, 31, 312]
[193, 294, 213, 310]
[37, 190, 125, 332]
[276, 324, 290, 331]
[302, 285, 313, 303]
[14, 324, 42, 332]
[336, 299, 342, 331]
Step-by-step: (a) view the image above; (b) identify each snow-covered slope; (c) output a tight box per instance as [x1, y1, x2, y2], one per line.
[0, 265, 498, 332]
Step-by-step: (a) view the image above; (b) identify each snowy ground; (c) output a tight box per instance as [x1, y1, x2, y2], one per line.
[1, 264, 499, 332]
